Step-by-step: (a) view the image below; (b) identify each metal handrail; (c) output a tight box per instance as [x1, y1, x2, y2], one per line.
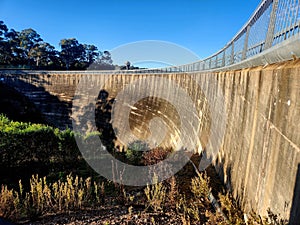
[0, 0, 299, 74]
[162, 0, 300, 72]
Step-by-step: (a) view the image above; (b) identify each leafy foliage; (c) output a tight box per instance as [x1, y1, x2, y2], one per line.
[0, 20, 114, 70]
[0, 115, 96, 182]
[125, 140, 150, 165]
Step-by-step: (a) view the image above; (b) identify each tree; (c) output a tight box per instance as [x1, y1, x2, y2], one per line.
[1, 29, 23, 65]
[125, 61, 131, 70]
[0, 21, 9, 65]
[101, 51, 113, 65]
[59, 38, 85, 70]
[28, 42, 58, 67]
[83, 44, 99, 66]
[88, 50, 114, 70]
[0, 21, 104, 70]
[18, 28, 43, 65]
[0, 21, 8, 40]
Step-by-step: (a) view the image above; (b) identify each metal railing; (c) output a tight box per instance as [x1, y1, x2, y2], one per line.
[162, 0, 300, 72]
[0, 0, 299, 75]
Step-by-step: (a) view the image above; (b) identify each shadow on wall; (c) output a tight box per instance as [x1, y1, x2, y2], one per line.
[214, 156, 233, 191]
[289, 164, 300, 225]
[0, 72, 72, 129]
[0, 82, 45, 124]
[95, 89, 116, 148]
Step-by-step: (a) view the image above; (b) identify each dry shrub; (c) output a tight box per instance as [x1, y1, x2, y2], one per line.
[166, 176, 178, 208]
[176, 194, 190, 224]
[0, 174, 105, 221]
[144, 175, 167, 212]
[191, 172, 211, 200]
[142, 147, 173, 165]
[0, 185, 20, 220]
[204, 210, 226, 225]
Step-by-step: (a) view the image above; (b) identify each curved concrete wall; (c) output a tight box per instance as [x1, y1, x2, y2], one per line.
[213, 60, 300, 221]
[1, 59, 300, 221]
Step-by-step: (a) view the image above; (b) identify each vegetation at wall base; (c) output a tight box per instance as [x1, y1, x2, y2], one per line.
[0, 114, 96, 185]
[0, 172, 289, 224]
[0, 115, 288, 224]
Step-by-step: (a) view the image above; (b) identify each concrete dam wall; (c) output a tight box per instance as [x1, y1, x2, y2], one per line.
[1, 59, 300, 221]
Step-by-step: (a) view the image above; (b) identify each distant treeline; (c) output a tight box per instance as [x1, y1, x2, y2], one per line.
[0, 21, 137, 70]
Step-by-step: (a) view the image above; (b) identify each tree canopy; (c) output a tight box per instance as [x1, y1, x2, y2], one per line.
[0, 21, 115, 70]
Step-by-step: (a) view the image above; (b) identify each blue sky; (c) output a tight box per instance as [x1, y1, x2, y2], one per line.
[0, 0, 261, 65]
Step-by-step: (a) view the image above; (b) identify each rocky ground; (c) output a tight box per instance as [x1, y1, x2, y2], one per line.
[19, 207, 185, 225]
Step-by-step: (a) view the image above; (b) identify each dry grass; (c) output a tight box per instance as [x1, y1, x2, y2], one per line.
[144, 175, 167, 212]
[0, 171, 289, 224]
[0, 174, 105, 221]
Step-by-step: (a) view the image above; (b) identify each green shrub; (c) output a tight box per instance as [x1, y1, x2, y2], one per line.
[125, 140, 149, 165]
[0, 115, 59, 167]
[0, 115, 84, 181]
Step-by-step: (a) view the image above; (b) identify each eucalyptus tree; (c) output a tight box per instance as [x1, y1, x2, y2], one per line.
[0, 20, 103, 69]
[0, 21, 9, 65]
[101, 51, 113, 65]
[59, 38, 86, 70]
[0, 21, 8, 39]
[83, 44, 99, 66]
[28, 42, 58, 67]
[88, 50, 115, 70]
[18, 28, 43, 65]
[1, 29, 23, 65]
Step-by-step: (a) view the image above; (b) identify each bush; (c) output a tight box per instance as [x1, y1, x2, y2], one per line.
[125, 140, 149, 165]
[142, 146, 173, 165]
[144, 175, 166, 212]
[0, 115, 84, 182]
[124, 141, 173, 166]
[0, 115, 59, 168]
[191, 172, 211, 200]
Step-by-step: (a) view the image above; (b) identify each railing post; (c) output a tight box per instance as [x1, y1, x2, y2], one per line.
[242, 25, 251, 60]
[222, 50, 226, 67]
[230, 41, 235, 65]
[264, 0, 279, 49]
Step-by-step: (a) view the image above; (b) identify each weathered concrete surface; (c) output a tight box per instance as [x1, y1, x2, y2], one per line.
[0, 73, 78, 128]
[212, 60, 300, 222]
[0, 59, 300, 221]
